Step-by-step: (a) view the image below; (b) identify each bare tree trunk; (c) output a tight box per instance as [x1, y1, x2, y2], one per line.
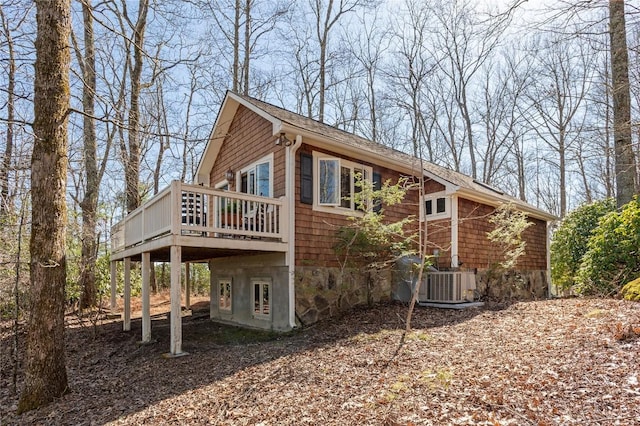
[18, 0, 71, 412]
[609, 0, 637, 207]
[514, 137, 527, 202]
[559, 136, 567, 217]
[316, 5, 329, 123]
[242, 0, 251, 95]
[152, 82, 168, 195]
[78, 0, 99, 309]
[603, 52, 615, 199]
[458, 84, 477, 179]
[0, 7, 15, 214]
[125, 0, 149, 213]
[233, 0, 240, 92]
[12, 194, 26, 394]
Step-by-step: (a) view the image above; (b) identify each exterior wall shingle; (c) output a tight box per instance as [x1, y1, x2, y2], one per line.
[294, 143, 420, 268]
[457, 198, 547, 271]
[206, 106, 548, 274]
[210, 105, 285, 197]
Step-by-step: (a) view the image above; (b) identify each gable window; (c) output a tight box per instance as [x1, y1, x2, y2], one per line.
[252, 278, 271, 318]
[240, 154, 273, 197]
[422, 192, 450, 220]
[218, 279, 232, 312]
[314, 152, 372, 212]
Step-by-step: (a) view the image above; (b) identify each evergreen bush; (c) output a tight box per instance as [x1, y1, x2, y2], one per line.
[550, 198, 616, 291]
[575, 197, 640, 296]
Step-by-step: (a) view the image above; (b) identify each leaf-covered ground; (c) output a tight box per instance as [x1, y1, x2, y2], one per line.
[1, 297, 639, 425]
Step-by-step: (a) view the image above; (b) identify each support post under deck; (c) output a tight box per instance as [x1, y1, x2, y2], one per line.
[168, 245, 185, 356]
[123, 257, 131, 332]
[141, 252, 151, 343]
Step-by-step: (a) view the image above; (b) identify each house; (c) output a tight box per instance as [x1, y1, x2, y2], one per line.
[109, 91, 556, 356]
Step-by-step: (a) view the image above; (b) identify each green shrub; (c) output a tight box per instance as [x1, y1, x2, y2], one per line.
[575, 197, 640, 296]
[621, 278, 640, 302]
[550, 198, 616, 291]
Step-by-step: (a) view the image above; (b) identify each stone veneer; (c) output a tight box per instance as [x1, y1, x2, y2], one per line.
[476, 269, 549, 300]
[295, 266, 392, 326]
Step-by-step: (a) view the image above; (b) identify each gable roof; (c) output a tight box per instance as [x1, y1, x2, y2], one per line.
[197, 91, 556, 222]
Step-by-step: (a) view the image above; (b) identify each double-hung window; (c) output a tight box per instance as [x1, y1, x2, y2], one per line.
[218, 279, 232, 312]
[252, 278, 271, 318]
[315, 153, 372, 212]
[422, 192, 450, 220]
[240, 154, 273, 197]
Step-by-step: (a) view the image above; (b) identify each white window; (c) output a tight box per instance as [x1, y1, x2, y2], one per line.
[219, 279, 232, 312]
[252, 278, 271, 318]
[422, 192, 450, 220]
[240, 154, 273, 197]
[314, 152, 372, 212]
[318, 158, 340, 205]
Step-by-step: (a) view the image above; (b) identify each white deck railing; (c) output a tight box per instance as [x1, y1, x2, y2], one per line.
[111, 181, 288, 253]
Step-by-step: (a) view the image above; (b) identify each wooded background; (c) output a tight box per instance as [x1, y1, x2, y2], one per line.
[1, 0, 639, 310]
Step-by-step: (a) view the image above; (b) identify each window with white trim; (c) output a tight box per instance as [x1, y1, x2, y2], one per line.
[218, 278, 232, 312]
[314, 152, 372, 212]
[252, 278, 271, 318]
[422, 192, 451, 220]
[240, 154, 273, 197]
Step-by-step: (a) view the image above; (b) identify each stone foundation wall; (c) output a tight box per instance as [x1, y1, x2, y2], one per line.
[476, 269, 549, 301]
[295, 266, 392, 326]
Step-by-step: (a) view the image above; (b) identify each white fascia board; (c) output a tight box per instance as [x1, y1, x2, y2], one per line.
[194, 95, 237, 185]
[422, 169, 459, 195]
[278, 124, 424, 176]
[227, 92, 282, 131]
[195, 92, 283, 185]
[456, 188, 557, 222]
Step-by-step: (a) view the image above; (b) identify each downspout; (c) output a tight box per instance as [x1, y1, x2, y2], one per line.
[450, 194, 459, 268]
[546, 221, 553, 298]
[285, 134, 302, 328]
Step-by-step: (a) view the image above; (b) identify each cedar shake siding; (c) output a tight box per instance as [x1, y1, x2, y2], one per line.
[210, 105, 285, 197]
[457, 198, 547, 271]
[425, 218, 452, 268]
[424, 178, 446, 193]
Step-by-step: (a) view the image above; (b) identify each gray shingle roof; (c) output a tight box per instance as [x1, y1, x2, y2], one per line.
[234, 92, 556, 221]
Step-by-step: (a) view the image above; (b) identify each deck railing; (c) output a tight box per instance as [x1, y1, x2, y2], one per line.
[111, 181, 288, 253]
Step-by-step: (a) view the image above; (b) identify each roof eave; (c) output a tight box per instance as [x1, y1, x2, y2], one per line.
[279, 123, 425, 176]
[456, 187, 558, 222]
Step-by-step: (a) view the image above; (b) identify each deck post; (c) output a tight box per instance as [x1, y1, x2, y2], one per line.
[185, 262, 191, 310]
[123, 257, 131, 331]
[169, 245, 184, 356]
[110, 260, 117, 313]
[141, 252, 151, 343]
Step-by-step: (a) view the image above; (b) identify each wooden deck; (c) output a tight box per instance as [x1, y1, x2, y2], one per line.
[110, 181, 289, 262]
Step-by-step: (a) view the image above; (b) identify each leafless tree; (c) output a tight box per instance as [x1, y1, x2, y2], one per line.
[344, 9, 390, 143]
[196, 0, 290, 95]
[478, 45, 534, 191]
[0, 2, 33, 215]
[385, 0, 436, 158]
[70, 0, 113, 309]
[286, 0, 377, 122]
[18, 0, 70, 412]
[523, 35, 593, 217]
[424, 0, 513, 179]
